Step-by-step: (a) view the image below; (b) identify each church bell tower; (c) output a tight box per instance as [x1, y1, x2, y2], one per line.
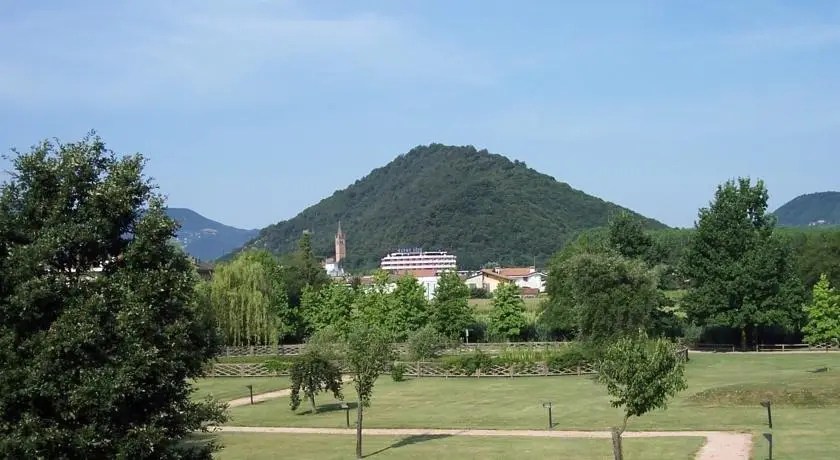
[335, 221, 346, 264]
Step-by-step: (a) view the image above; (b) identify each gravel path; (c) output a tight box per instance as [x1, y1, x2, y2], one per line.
[214, 426, 752, 460]
[226, 376, 353, 408]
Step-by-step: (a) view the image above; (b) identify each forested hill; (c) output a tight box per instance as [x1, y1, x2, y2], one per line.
[773, 191, 840, 227]
[241, 144, 668, 270]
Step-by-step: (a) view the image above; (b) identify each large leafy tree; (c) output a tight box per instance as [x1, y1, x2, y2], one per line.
[608, 211, 664, 264]
[0, 134, 226, 458]
[209, 249, 293, 345]
[681, 178, 805, 347]
[428, 270, 473, 340]
[389, 274, 430, 341]
[487, 281, 527, 341]
[802, 274, 840, 346]
[278, 232, 332, 308]
[301, 282, 356, 335]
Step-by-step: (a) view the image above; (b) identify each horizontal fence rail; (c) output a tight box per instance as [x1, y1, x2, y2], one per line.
[222, 341, 837, 357]
[207, 347, 688, 378]
[207, 361, 598, 378]
[221, 341, 574, 357]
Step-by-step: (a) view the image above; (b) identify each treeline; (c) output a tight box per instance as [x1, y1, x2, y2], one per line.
[540, 178, 840, 347]
[201, 233, 532, 345]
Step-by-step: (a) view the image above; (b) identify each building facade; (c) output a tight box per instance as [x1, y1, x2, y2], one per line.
[380, 248, 457, 272]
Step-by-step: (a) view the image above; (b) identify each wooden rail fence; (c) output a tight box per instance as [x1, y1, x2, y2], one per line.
[221, 341, 837, 357]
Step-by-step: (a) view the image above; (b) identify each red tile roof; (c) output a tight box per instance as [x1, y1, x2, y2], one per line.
[497, 267, 536, 278]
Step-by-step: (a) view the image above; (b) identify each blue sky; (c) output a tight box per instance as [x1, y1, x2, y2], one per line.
[1, 0, 838, 229]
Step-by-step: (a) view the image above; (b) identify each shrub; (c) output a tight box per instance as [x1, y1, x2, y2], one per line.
[406, 325, 452, 361]
[681, 323, 703, 347]
[390, 362, 407, 382]
[546, 342, 600, 369]
[442, 350, 495, 374]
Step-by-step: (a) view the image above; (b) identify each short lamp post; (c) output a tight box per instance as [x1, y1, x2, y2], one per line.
[542, 402, 553, 430]
[246, 385, 254, 405]
[341, 402, 351, 428]
[760, 400, 772, 429]
[764, 433, 773, 460]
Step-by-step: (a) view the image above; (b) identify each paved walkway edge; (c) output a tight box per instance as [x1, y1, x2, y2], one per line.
[212, 426, 752, 460]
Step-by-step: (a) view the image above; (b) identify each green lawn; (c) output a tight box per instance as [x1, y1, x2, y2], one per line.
[220, 353, 840, 459]
[214, 433, 704, 460]
[191, 377, 289, 402]
[469, 296, 543, 313]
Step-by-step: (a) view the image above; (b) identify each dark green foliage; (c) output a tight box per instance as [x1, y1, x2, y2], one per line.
[596, 335, 687, 434]
[487, 282, 527, 341]
[0, 134, 226, 459]
[390, 362, 407, 382]
[301, 282, 355, 335]
[441, 350, 494, 374]
[406, 325, 452, 361]
[238, 144, 667, 270]
[274, 233, 332, 311]
[681, 178, 805, 347]
[428, 270, 474, 340]
[545, 343, 600, 368]
[288, 351, 344, 413]
[773, 191, 840, 226]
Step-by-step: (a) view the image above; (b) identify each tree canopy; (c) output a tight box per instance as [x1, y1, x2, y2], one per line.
[0, 134, 225, 459]
[680, 178, 804, 346]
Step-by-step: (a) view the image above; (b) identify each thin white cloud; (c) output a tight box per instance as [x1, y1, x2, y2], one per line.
[721, 24, 840, 55]
[0, 0, 499, 108]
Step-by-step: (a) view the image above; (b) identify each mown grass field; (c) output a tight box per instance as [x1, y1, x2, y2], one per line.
[213, 433, 704, 460]
[468, 296, 544, 313]
[191, 377, 289, 402]
[203, 353, 840, 459]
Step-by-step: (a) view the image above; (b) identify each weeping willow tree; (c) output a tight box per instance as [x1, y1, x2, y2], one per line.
[208, 250, 291, 346]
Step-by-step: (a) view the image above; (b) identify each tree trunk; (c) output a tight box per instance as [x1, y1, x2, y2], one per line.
[611, 427, 624, 460]
[309, 394, 317, 414]
[355, 402, 364, 459]
[740, 327, 747, 349]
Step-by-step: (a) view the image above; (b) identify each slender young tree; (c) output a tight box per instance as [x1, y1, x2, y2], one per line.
[344, 320, 394, 459]
[487, 281, 527, 341]
[288, 349, 344, 414]
[0, 134, 226, 458]
[802, 274, 840, 346]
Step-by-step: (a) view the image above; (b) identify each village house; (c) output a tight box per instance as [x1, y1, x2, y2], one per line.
[464, 266, 547, 294]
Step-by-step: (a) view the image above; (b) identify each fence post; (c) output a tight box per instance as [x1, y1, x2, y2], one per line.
[577, 365, 581, 376]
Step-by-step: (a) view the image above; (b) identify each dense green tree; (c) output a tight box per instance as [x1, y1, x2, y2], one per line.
[389, 274, 430, 341]
[0, 134, 226, 459]
[277, 232, 332, 308]
[487, 282, 527, 341]
[566, 252, 660, 342]
[354, 270, 397, 334]
[209, 249, 292, 345]
[301, 282, 356, 335]
[288, 350, 344, 414]
[681, 178, 805, 347]
[802, 274, 840, 346]
[406, 325, 452, 361]
[597, 335, 687, 457]
[428, 270, 473, 340]
[344, 321, 395, 459]
[608, 211, 664, 264]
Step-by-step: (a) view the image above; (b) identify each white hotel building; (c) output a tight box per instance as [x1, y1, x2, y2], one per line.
[380, 249, 457, 272]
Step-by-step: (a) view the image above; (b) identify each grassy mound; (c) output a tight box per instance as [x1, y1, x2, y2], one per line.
[689, 368, 840, 407]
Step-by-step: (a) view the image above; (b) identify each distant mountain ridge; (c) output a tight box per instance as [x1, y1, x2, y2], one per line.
[165, 208, 259, 261]
[236, 143, 668, 270]
[773, 191, 840, 227]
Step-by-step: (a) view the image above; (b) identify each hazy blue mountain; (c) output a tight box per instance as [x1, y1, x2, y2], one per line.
[165, 208, 259, 261]
[773, 192, 840, 227]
